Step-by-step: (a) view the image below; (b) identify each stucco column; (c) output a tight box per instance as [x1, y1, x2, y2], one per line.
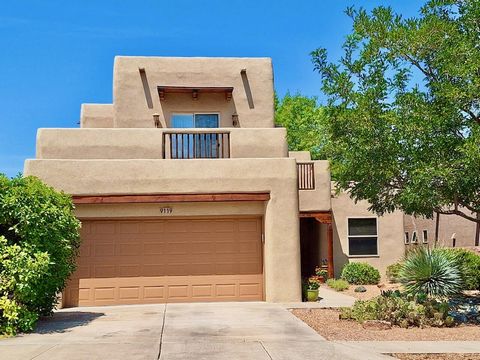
[263, 179, 302, 302]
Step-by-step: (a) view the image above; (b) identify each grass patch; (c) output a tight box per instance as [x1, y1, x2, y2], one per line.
[326, 278, 349, 291]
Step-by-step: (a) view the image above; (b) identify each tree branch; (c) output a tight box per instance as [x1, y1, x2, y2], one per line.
[461, 107, 480, 125]
[436, 208, 480, 224]
[401, 53, 438, 82]
[457, 198, 480, 214]
[400, 53, 480, 124]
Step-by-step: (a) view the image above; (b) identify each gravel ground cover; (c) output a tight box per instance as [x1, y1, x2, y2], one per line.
[321, 283, 402, 301]
[291, 308, 480, 341]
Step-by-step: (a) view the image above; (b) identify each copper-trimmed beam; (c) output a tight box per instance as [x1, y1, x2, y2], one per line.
[157, 86, 234, 102]
[73, 193, 270, 205]
[299, 211, 332, 224]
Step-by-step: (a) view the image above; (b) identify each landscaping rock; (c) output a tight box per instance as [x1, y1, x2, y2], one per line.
[354, 286, 367, 293]
[448, 294, 480, 324]
[362, 320, 392, 330]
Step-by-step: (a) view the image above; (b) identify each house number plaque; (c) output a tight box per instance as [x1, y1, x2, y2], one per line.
[159, 207, 173, 214]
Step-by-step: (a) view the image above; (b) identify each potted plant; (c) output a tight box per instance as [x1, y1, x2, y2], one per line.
[315, 267, 329, 283]
[306, 276, 320, 302]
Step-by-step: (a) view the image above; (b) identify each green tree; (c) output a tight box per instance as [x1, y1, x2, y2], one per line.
[311, 0, 480, 224]
[275, 92, 329, 159]
[0, 175, 80, 334]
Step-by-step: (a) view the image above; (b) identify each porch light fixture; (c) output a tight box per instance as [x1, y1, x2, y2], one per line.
[232, 113, 239, 127]
[153, 113, 161, 128]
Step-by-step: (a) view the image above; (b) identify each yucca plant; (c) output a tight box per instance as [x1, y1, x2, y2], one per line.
[398, 247, 462, 298]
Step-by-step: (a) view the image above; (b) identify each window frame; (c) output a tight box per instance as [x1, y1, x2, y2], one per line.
[346, 216, 379, 257]
[411, 231, 418, 244]
[171, 112, 220, 128]
[422, 230, 428, 244]
[404, 232, 410, 245]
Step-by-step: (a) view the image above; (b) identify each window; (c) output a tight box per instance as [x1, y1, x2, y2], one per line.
[171, 113, 219, 158]
[422, 230, 428, 243]
[404, 232, 410, 244]
[171, 113, 219, 128]
[411, 231, 418, 243]
[348, 218, 378, 256]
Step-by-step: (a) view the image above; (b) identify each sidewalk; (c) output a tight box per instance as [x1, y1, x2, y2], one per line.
[335, 341, 480, 354]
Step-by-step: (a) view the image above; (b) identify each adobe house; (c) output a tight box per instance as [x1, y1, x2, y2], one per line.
[24, 56, 403, 307]
[404, 213, 480, 249]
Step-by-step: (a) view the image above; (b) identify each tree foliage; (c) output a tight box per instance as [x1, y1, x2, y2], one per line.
[0, 175, 80, 335]
[311, 0, 480, 223]
[275, 93, 329, 159]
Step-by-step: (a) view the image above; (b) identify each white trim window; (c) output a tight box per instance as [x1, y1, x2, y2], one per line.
[411, 231, 418, 244]
[404, 232, 410, 245]
[347, 217, 378, 256]
[422, 230, 428, 244]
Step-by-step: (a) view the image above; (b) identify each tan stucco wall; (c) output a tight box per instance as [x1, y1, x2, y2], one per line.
[35, 128, 288, 160]
[80, 104, 114, 128]
[298, 160, 331, 212]
[287, 154, 331, 211]
[404, 213, 478, 248]
[75, 201, 265, 219]
[24, 158, 301, 303]
[331, 191, 404, 280]
[113, 57, 275, 128]
[288, 151, 311, 161]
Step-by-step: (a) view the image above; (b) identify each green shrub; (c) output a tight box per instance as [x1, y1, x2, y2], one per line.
[326, 278, 349, 291]
[0, 235, 50, 334]
[438, 248, 480, 290]
[0, 296, 39, 336]
[340, 292, 455, 328]
[386, 262, 403, 283]
[398, 247, 462, 297]
[341, 262, 380, 285]
[0, 175, 80, 335]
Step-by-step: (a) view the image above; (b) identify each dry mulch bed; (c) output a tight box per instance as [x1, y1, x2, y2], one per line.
[323, 282, 402, 301]
[291, 308, 480, 341]
[390, 354, 480, 360]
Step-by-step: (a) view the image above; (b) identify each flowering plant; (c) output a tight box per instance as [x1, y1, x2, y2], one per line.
[315, 266, 328, 279]
[307, 276, 321, 290]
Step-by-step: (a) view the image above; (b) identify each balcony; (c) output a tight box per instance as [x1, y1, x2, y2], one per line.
[162, 130, 230, 159]
[35, 128, 288, 160]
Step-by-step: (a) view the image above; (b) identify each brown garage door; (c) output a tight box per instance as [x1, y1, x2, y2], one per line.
[64, 217, 263, 307]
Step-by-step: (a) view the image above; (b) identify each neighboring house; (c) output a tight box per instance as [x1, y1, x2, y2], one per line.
[404, 213, 479, 249]
[24, 56, 403, 307]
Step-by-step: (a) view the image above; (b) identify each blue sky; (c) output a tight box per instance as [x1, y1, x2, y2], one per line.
[0, 0, 424, 177]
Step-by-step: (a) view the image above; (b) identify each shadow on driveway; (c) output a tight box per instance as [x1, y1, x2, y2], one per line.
[34, 311, 105, 334]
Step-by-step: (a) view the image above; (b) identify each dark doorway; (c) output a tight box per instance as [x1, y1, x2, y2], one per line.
[300, 217, 322, 278]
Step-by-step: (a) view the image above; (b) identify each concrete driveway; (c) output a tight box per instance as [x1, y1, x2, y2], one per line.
[0, 302, 388, 360]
